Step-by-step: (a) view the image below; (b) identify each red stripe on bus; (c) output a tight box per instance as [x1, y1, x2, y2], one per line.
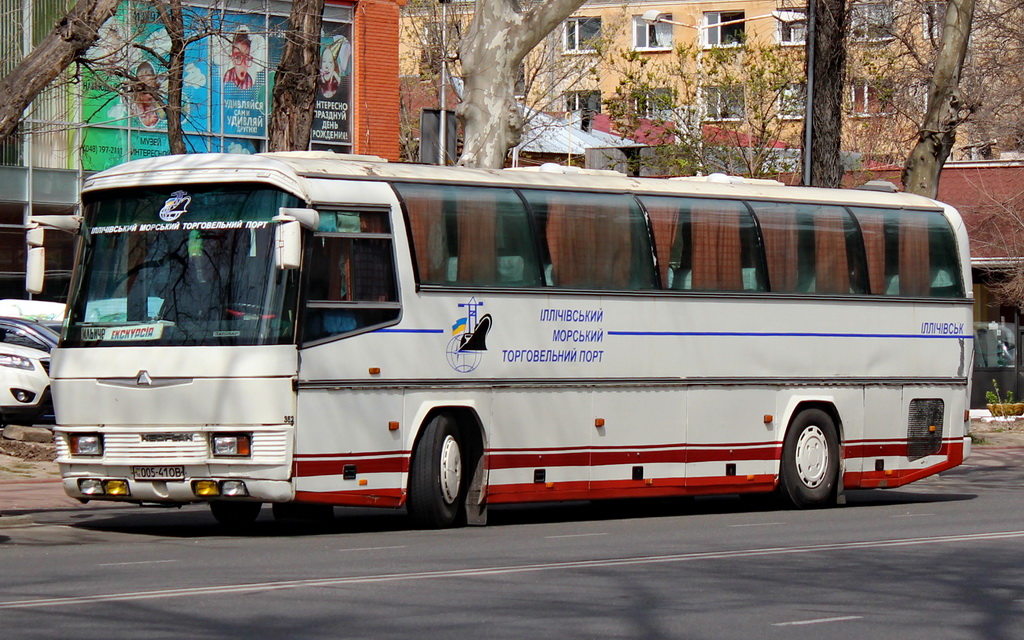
[843, 442, 964, 489]
[294, 457, 408, 478]
[294, 489, 404, 508]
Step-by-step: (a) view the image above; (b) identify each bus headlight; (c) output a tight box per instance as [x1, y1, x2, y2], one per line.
[211, 434, 251, 457]
[69, 434, 103, 456]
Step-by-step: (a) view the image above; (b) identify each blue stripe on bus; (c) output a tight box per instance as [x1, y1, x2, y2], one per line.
[607, 331, 972, 339]
[375, 329, 970, 339]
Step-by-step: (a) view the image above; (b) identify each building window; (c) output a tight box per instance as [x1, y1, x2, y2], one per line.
[850, 80, 893, 116]
[634, 15, 673, 50]
[703, 85, 744, 120]
[637, 88, 676, 120]
[923, 1, 946, 44]
[775, 9, 807, 45]
[779, 83, 806, 119]
[850, 2, 894, 42]
[565, 17, 601, 53]
[566, 90, 602, 114]
[703, 11, 745, 47]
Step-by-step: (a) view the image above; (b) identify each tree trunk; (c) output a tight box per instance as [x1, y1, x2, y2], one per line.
[0, 0, 120, 142]
[156, 0, 187, 155]
[457, 0, 586, 168]
[268, 0, 325, 151]
[803, 0, 846, 187]
[902, 0, 977, 198]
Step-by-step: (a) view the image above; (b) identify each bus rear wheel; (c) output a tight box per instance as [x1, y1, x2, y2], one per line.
[779, 409, 839, 508]
[209, 501, 262, 527]
[407, 414, 464, 529]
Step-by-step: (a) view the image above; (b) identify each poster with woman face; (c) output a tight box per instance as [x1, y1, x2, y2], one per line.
[311, 21, 352, 150]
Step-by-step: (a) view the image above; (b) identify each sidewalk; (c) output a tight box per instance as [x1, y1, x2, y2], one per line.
[0, 478, 82, 514]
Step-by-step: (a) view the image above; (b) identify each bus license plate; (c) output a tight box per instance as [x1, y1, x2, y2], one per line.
[132, 466, 186, 481]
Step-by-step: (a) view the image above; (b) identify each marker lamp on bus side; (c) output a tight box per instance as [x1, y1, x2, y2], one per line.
[69, 434, 103, 456]
[211, 434, 252, 457]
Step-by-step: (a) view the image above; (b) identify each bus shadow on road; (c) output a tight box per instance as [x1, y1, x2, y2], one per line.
[63, 487, 978, 538]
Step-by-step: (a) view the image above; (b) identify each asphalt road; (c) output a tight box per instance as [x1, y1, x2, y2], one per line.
[2, 449, 1024, 640]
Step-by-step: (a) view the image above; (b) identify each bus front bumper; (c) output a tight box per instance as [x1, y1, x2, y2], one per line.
[62, 476, 295, 504]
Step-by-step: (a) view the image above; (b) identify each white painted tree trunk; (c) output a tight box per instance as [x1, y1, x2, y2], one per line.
[457, 0, 586, 168]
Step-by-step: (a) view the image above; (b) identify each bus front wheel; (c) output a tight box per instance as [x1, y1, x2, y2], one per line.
[209, 501, 262, 527]
[407, 414, 464, 528]
[779, 409, 839, 508]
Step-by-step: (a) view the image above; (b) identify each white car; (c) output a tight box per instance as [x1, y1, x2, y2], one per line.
[0, 335, 53, 427]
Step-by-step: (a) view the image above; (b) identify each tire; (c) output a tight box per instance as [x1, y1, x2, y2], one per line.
[779, 409, 840, 508]
[407, 414, 464, 529]
[209, 501, 262, 527]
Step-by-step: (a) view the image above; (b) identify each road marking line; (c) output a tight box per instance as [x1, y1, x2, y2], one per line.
[335, 546, 407, 553]
[730, 522, 784, 528]
[545, 533, 608, 539]
[97, 560, 179, 567]
[891, 514, 935, 518]
[772, 615, 863, 626]
[4, 530, 1024, 610]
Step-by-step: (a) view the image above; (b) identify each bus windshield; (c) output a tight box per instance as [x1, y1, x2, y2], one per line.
[64, 184, 302, 347]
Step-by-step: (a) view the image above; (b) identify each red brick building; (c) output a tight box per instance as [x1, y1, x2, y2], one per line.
[350, 0, 405, 160]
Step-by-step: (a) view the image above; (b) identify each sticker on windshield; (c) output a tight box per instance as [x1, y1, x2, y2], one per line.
[159, 190, 192, 222]
[81, 323, 166, 342]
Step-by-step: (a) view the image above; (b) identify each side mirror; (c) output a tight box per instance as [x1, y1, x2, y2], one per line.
[26, 246, 45, 294]
[274, 220, 302, 270]
[25, 215, 81, 293]
[272, 208, 318, 271]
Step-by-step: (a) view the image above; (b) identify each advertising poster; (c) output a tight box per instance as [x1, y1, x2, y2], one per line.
[77, 3, 352, 171]
[81, 127, 128, 171]
[311, 21, 352, 148]
[212, 12, 269, 138]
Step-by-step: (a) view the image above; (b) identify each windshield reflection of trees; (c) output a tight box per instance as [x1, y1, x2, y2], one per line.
[93, 227, 282, 345]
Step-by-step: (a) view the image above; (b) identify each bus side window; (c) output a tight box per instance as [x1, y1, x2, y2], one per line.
[396, 183, 542, 287]
[521, 190, 656, 290]
[849, 207, 964, 298]
[641, 195, 765, 292]
[751, 202, 867, 294]
[303, 209, 400, 343]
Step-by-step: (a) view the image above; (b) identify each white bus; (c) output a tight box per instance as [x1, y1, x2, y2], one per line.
[30, 152, 973, 528]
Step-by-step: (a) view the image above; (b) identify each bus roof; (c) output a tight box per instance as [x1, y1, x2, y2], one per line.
[83, 151, 945, 212]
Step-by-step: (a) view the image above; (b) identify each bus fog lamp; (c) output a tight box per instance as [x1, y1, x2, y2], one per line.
[193, 480, 220, 497]
[220, 481, 248, 497]
[78, 478, 105, 495]
[212, 434, 252, 457]
[70, 434, 103, 456]
[103, 480, 130, 496]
